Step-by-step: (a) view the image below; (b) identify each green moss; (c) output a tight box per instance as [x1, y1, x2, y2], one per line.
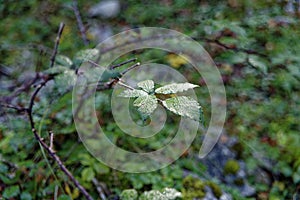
[224, 159, 240, 175]
[182, 176, 205, 200]
[206, 181, 222, 198]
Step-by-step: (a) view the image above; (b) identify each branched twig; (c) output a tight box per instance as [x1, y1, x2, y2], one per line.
[72, 0, 89, 46]
[2, 23, 96, 200]
[50, 22, 65, 68]
[25, 78, 94, 200]
[0, 103, 26, 113]
[1, 73, 41, 103]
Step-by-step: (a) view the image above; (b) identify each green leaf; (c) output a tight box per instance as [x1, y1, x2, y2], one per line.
[78, 153, 93, 166]
[119, 89, 148, 98]
[137, 80, 154, 93]
[20, 192, 32, 200]
[293, 170, 300, 184]
[93, 162, 110, 174]
[155, 83, 199, 94]
[248, 55, 268, 74]
[0, 163, 8, 173]
[3, 185, 20, 198]
[100, 70, 121, 82]
[55, 55, 73, 67]
[81, 167, 95, 182]
[162, 96, 201, 121]
[57, 194, 72, 200]
[133, 94, 158, 115]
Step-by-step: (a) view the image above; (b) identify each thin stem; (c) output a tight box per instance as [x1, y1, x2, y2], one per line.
[109, 58, 137, 70]
[88, 58, 138, 70]
[50, 22, 65, 68]
[120, 62, 140, 76]
[117, 80, 135, 90]
[201, 37, 269, 59]
[72, 0, 89, 46]
[49, 131, 54, 151]
[0, 103, 26, 113]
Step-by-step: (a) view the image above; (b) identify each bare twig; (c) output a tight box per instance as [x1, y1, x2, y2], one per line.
[26, 78, 94, 200]
[0, 103, 26, 113]
[50, 22, 65, 68]
[49, 131, 54, 151]
[87, 60, 103, 68]
[87, 58, 138, 70]
[17, 23, 94, 200]
[92, 178, 107, 200]
[72, 0, 89, 46]
[201, 37, 269, 59]
[109, 58, 137, 70]
[120, 62, 140, 76]
[117, 80, 135, 90]
[96, 79, 117, 91]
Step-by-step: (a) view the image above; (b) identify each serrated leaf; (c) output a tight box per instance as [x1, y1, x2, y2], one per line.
[133, 94, 158, 115]
[162, 96, 201, 121]
[119, 89, 148, 98]
[74, 49, 99, 62]
[137, 80, 154, 93]
[55, 55, 73, 67]
[155, 83, 199, 94]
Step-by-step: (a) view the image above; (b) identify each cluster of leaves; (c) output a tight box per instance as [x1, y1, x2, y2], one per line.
[119, 80, 202, 122]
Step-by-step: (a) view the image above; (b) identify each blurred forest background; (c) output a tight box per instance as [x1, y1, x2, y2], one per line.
[0, 0, 299, 199]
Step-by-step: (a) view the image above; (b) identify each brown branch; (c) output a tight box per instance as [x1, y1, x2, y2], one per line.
[72, 0, 89, 46]
[25, 78, 94, 200]
[18, 23, 94, 200]
[50, 22, 65, 68]
[201, 37, 269, 59]
[0, 103, 26, 113]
